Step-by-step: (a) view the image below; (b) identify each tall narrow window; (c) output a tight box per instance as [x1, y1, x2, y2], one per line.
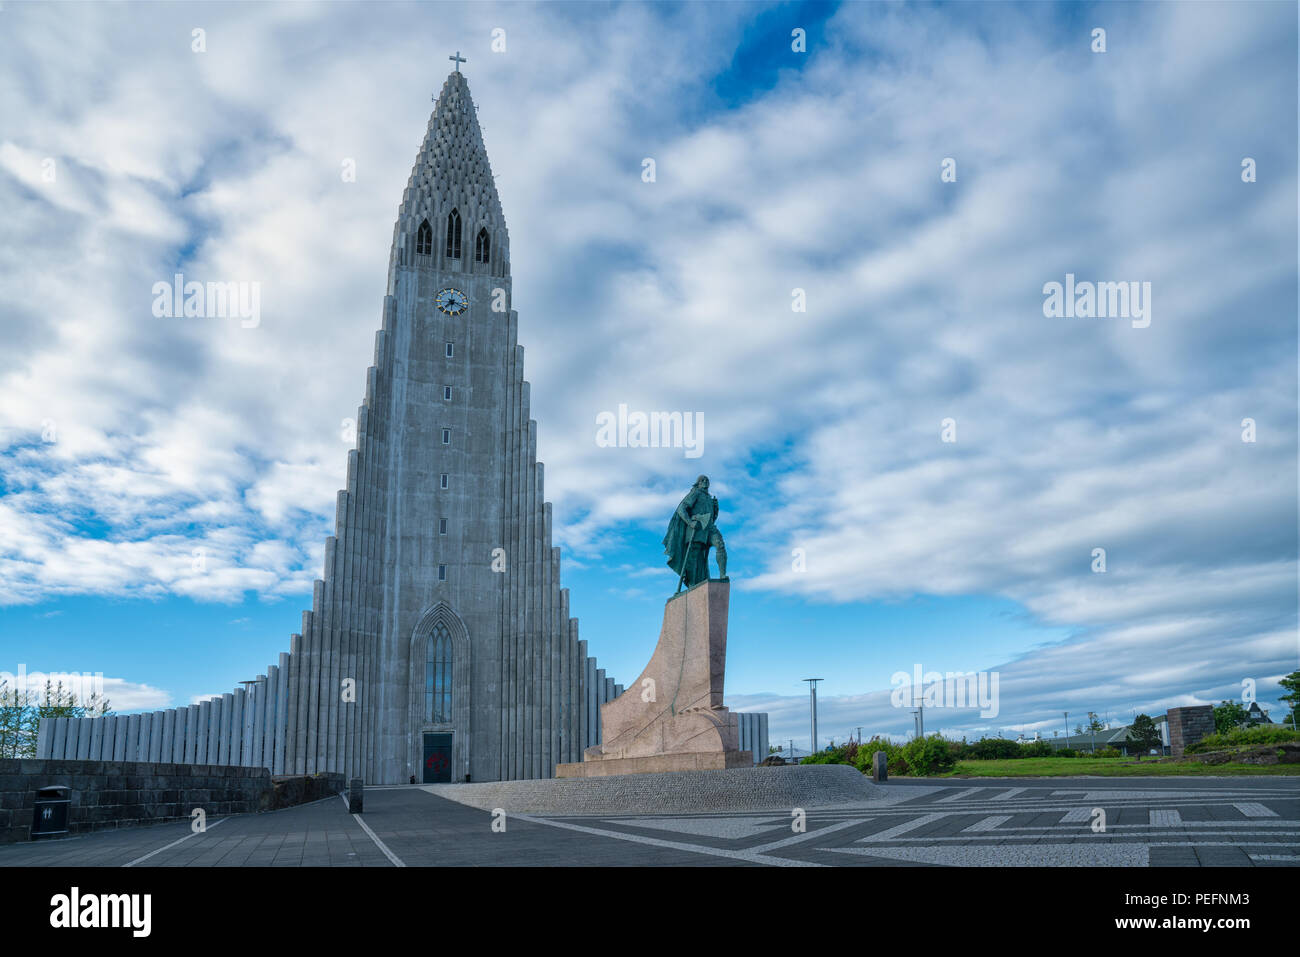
[474, 227, 490, 264]
[445, 209, 462, 259]
[439, 518, 448, 535]
[441, 428, 451, 445]
[416, 219, 432, 256]
[443, 385, 452, 401]
[440, 473, 449, 489]
[424, 624, 453, 723]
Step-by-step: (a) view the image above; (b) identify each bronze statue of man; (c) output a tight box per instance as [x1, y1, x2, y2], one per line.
[663, 475, 727, 592]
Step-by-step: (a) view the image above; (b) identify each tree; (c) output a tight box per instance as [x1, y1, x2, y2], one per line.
[0, 679, 111, 759]
[1214, 700, 1249, 734]
[1087, 712, 1105, 733]
[1129, 713, 1161, 760]
[1074, 723, 1084, 736]
[1278, 670, 1300, 730]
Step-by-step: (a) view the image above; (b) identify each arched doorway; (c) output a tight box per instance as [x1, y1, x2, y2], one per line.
[410, 602, 471, 782]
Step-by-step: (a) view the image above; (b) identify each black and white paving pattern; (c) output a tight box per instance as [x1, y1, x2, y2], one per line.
[2, 776, 1296, 867]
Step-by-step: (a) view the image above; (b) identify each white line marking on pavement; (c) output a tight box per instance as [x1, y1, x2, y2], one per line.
[339, 792, 405, 867]
[1249, 854, 1300, 861]
[748, 819, 868, 854]
[1149, 810, 1182, 827]
[510, 812, 844, 866]
[122, 816, 230, 867]
[1234, 802, 1279, 818]
[1060, 807, 1093, 823]
[936, 787, 984, 803]
[992, 787, 1028, 801]
[963, 815, 1012, 833]
[858, 812, 947, 842]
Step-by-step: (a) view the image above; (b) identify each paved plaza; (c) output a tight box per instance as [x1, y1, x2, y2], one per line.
[2, 776, 1297, 868]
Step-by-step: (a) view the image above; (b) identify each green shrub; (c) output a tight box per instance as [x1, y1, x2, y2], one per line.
[1020, 740, 1054, 758]
[902, 734, 956, 776]
[1185, 725, 1300, 754]
[947, 739, 972, 761]
[853, 737, 909, 776]
[800, 750, 835, 764]
[970, 737, 1021, 761]
[801, 742, 857, 765]
[1094, 747, 1122, 758]
[1056, 747, 1079, 757]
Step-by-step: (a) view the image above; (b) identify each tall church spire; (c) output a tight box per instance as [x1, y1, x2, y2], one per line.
[390, 70, 509, 279]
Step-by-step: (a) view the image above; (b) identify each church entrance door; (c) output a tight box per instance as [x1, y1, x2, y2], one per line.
[422, 732, 453, 783]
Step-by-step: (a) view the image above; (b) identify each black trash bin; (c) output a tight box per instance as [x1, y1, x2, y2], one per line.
[31, 786, 71, 840]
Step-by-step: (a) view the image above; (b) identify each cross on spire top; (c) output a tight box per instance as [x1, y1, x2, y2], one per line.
[449, 51, 467, 72]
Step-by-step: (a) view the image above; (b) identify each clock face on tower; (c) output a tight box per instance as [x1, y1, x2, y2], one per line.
[435, 287, 469, 316]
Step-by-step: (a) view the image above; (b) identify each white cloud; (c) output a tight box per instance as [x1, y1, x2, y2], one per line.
[0, 2, 1293, 739]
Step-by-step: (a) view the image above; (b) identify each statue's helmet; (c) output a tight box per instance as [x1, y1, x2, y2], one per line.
[695, 474, 709, 488]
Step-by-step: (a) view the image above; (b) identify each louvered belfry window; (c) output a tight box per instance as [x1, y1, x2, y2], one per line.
[416, 219, 432, 256]
[445, 209, 462, 259]
[474, 227, 489, 264]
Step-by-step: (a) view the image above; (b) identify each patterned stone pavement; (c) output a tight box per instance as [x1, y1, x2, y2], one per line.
[1, 776, 1296, 867]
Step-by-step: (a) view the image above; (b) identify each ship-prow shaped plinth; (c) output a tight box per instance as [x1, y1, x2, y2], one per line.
[556, 578, 752, 778]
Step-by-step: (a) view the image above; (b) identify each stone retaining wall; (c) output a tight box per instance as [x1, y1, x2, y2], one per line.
[0, 759, 343, 843]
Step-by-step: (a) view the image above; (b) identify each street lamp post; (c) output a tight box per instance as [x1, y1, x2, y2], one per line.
[1063, 711, 1069, 753]
[803, 679, 823, 754]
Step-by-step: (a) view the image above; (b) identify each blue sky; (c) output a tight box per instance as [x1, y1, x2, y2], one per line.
[0, 1, 1296, 751]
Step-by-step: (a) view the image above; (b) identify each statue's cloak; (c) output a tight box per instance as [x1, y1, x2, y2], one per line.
[663, 488, 715, 578]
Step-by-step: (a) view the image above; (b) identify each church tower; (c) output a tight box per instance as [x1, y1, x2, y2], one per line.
[287, 65, 606, 784]
[36, 67, 769, 783]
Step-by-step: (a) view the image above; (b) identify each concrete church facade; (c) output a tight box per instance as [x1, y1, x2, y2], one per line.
[37, 68, 769, 784]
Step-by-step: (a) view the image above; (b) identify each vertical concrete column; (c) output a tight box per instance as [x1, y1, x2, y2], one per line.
[759, 713, 769, 765]
[333, 490, 352, 773]
[134, 713, 147, 762]
[586, 656, 598, 749]
[185, 704, 200, 764]
[253, 675, 268, 771]
[221, 691, 238, 766]
[35, 716, 52, 759]
[125, 713, 141, 763]
[576, 638, 588, 756]
[172, 707, 187, 764]
[540, 514, 552, 778]
[75, 718, 91, 759]
[90, 716, 108, 760]
[274, 652, 290, 774]
[208, 696, 223, 765]
[509, 345, 523, 780]
[322, 530, 339, 775]
[549, 546, 561, 775]
[198, 699, 213, 764]
[161, 709, 175, 765]
[241, 683, 256, 766]
[49, 717, 66, 759]
[524, 416, 536, 780]
[305, 598, 322, 774]
[148, 711, 164, 763]
[113, 712, 128, 761]
[285, 634, 303, 774]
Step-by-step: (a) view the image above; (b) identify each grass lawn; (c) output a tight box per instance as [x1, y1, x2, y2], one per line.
[942, 757, 1300, 777]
